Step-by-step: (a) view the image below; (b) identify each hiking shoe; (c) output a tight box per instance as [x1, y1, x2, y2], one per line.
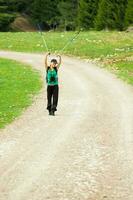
[49, 111, 52, 115]
[51, 111, 55, 116]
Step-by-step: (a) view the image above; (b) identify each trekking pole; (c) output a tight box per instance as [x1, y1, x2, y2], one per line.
[58, 29, 82, 55]
[37, 24, 49, 52]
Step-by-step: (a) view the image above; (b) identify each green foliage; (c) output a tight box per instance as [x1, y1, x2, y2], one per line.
[78, 0, 99, 29]
[0, 0, 5, 5]
[125, 0, 133, 27]
[0, 0, 16, 31]
[95, 0, 116, 30]
[0, 0, 131, 31]
[58, 0, 78, 30]
[0, 13, 15, 31]
[95, 0, 127, 31]
[0, 6, 8, 12]
[31, 0, 59, 29]
[115, 0, 127, 31]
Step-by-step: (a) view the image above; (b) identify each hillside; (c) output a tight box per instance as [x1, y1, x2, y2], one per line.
[10, 15, 37, 32]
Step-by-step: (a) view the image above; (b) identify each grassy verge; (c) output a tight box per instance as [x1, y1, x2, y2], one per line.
[0, 58, 42, 129]
[0, 31, 133, 85]
[115, 60, 133, 85]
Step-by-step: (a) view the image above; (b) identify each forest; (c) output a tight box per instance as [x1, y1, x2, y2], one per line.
[0, 0, 133, 31]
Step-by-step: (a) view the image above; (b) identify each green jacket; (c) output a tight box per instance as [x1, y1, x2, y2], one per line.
[46, 67, 58, 85]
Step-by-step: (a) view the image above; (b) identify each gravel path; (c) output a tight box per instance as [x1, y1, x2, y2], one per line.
[0, 51, 133, 200]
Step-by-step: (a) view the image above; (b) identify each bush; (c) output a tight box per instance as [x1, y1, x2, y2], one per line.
[0, 6, 8, 12]
[0, 13, 15, 31]
[125, 0, 133, 27]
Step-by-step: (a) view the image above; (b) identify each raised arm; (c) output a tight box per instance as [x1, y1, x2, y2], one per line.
[57, 55, 62, 69]
[45, 53, 50, 69]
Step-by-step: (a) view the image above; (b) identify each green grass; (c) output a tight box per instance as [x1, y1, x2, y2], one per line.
[112, 60, 133, 85]
[0, 31, 132, 128]
[0, 58, 42, 129]
[0, 31, 133, 85]
[0, 31, 132, 57]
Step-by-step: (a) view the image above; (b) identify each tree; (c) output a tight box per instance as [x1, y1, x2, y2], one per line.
[0, 0, 16, 31]
[31, 0, 59, 30]
[58, 0, 78, 30]
[78, 0, 99, 29]
[95, 0, 127, 31]
[9, 0, 34, 13]
[115, 0, 127, 31]
[125, 0, 133, 27]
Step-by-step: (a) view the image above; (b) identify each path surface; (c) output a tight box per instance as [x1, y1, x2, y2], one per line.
[0, 51, 133, 200]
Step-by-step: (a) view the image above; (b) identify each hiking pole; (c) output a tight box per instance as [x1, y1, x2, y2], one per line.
[37, 24, 49, 52]
[58, 29, 82, 54]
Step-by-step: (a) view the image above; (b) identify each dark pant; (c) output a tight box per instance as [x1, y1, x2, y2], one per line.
[47, 85, 59, 112]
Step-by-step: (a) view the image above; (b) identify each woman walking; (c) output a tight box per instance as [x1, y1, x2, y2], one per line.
[45, 53, 62, 116]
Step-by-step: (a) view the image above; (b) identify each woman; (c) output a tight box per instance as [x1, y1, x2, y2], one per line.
[45, 53, 62, 116]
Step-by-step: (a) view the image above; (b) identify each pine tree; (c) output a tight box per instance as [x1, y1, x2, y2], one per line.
[31, 0, 51, 23]
[125, 0, 133, 27]
[9, 0, 34, 13]
[95, 0, 127, 31]
[0, 0, 16, 31]
[78, 0, 99, 29]
[115, 0, 127, 31]
[31, 0, 59, 29]
[95, 0, 115, 30]
[58, 0, 78, 30]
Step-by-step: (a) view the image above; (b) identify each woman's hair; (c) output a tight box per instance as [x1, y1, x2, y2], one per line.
[51, 59, 57, 64]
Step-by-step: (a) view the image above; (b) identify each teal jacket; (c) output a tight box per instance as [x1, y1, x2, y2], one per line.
[46, 67, 58, 86]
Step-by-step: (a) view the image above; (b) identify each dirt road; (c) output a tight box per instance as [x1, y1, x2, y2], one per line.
[0, 51, 133, 200]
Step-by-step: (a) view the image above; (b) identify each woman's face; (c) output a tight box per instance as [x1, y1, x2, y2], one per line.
[50, 62, 57, 67]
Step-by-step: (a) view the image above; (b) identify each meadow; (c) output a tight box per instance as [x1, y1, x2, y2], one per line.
[0, 31, 133, 128]
[0, 58, 42, 128]
[0, 31, 133, 85]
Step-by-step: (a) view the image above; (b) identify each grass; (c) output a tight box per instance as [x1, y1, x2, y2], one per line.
[112, 60, 133, 85]
[0, 31, 132, 85]
[0, 58, 42, 129]
[0, 31, 132, 128]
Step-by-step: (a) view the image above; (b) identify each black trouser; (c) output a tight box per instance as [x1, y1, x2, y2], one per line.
[47, 85, 59, 112]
